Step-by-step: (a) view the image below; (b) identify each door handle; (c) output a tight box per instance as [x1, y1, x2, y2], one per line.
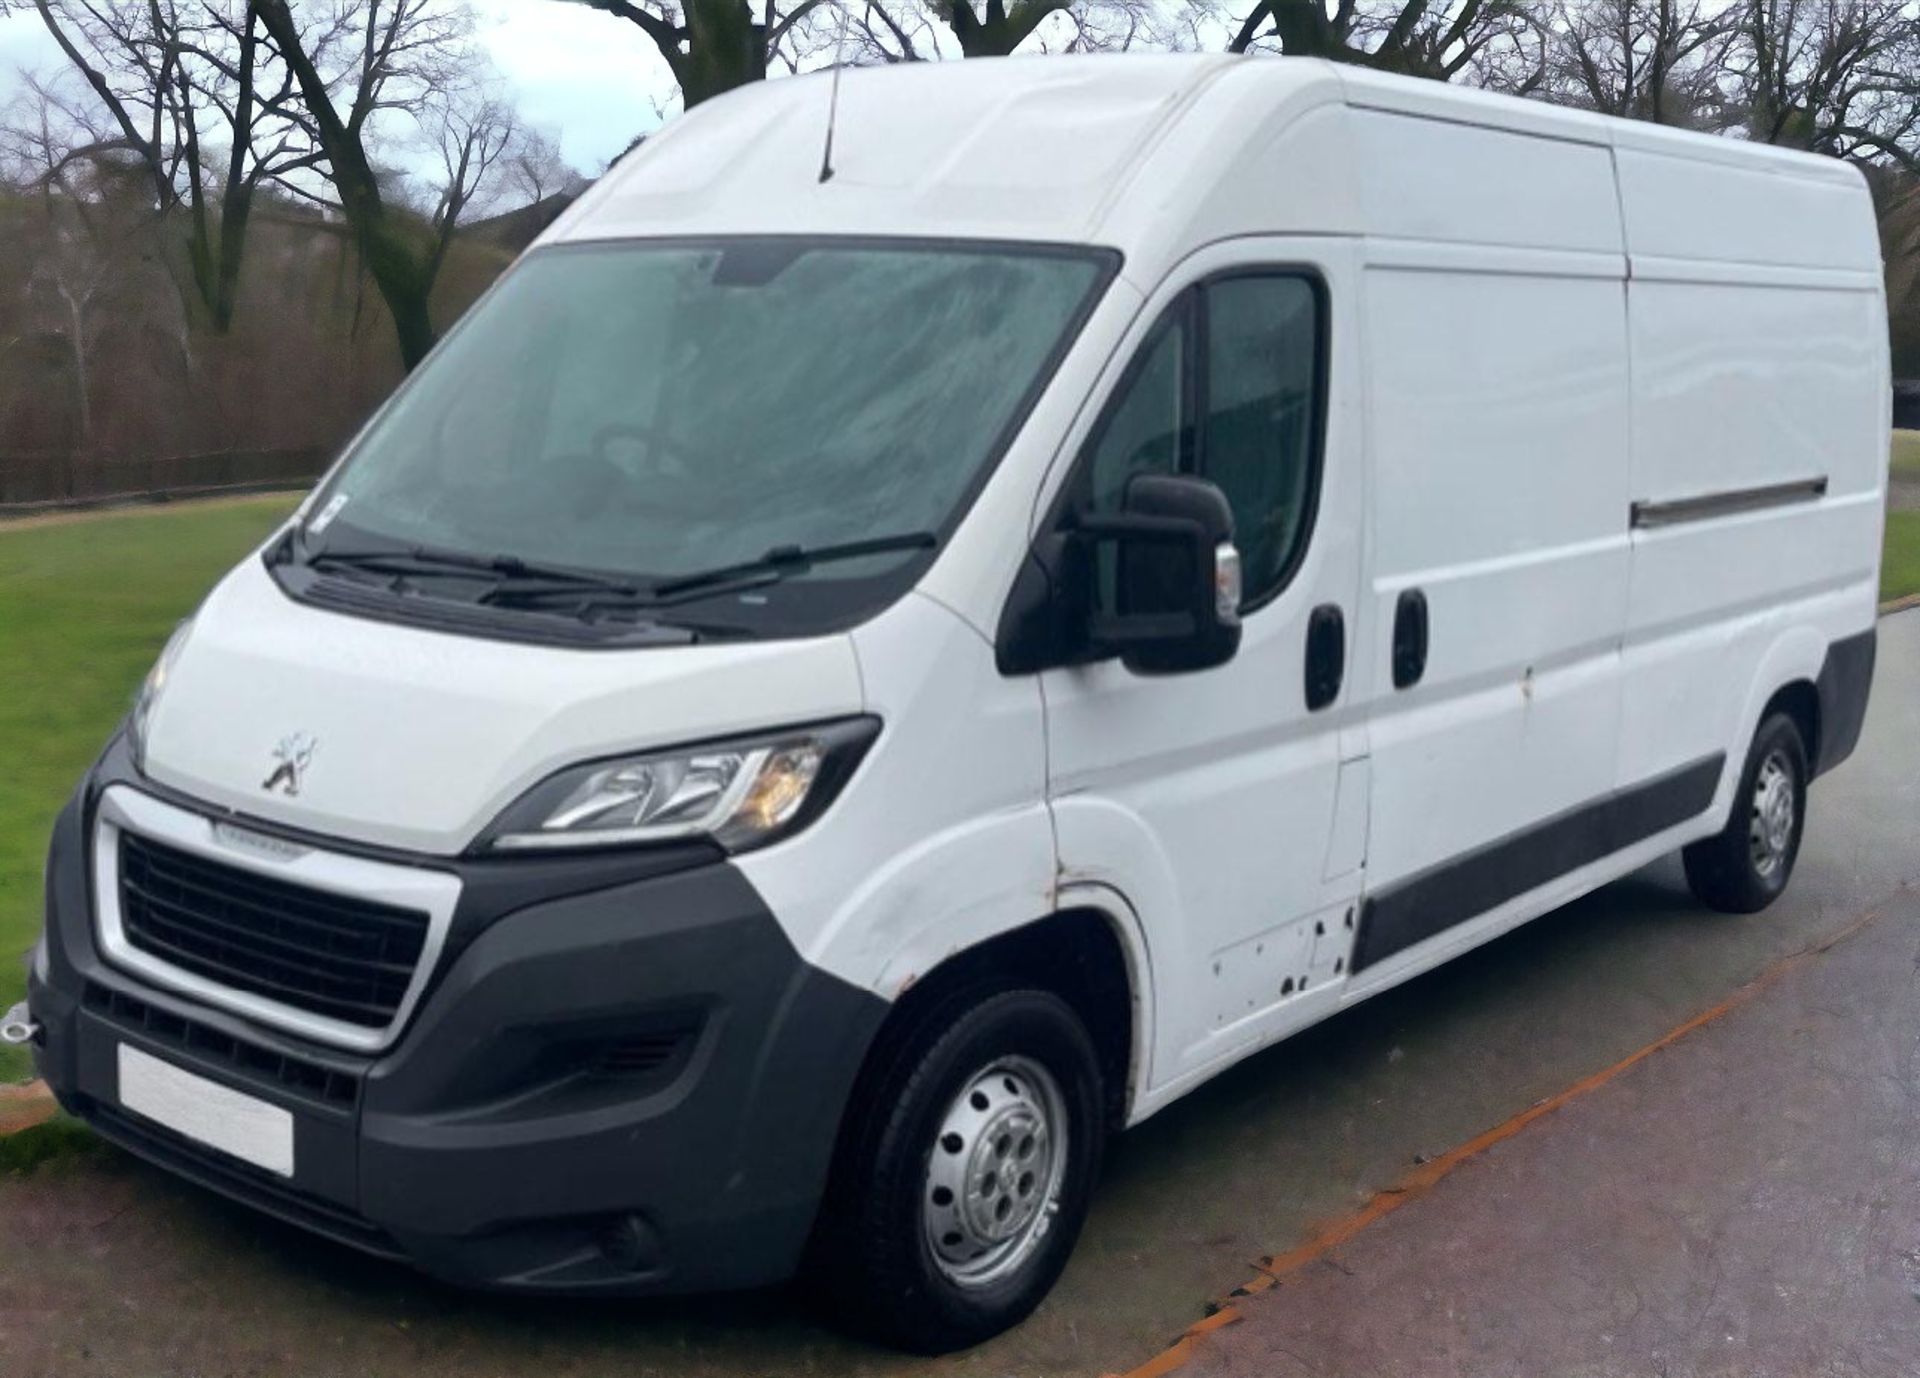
[1305, 604, 1345, 711]
[1392, 588, 1429, 689]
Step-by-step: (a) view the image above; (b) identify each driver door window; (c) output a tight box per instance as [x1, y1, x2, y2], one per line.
[1078, 273, 1324, 613]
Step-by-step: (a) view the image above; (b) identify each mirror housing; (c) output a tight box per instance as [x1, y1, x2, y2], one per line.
[1076, 474, 1243, 675]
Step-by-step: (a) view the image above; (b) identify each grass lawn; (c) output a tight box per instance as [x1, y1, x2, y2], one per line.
[1883, 509, 1920, 604]
[1892, 428, 1920, 478]
[1883, 434, 1920, 604]
[0, 496, 298, 1083]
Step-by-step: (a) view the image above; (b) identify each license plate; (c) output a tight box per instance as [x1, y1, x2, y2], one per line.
[117, 1044, 294, 1177]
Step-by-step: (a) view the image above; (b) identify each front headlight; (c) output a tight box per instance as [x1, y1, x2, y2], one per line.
[128, 617, 194, 774]
[482, 717, 880, 855]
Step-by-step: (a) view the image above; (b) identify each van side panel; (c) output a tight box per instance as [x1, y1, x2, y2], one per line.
[1353, 115, 1631, 969]
[1346, 108, 1621, 254]
[1613, 147, 1887, 795]
[1359, 257, 1632, 934]
[737, 593, 1059, 1000]
[1611, 134, 1884, 274]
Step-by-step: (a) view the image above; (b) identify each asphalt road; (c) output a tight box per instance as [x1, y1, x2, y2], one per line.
[2, 611, 1914, 1378]
[1182, 882, 1920, 1377]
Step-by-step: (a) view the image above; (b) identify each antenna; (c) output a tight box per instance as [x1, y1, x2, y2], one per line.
[818, 4, 851, 184]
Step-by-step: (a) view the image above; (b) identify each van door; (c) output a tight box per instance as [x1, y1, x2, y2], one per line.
[1040, 240, 1368, 1093]
[1352, 244, 1632, 984]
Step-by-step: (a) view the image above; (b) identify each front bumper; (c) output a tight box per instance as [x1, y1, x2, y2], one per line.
[30, 741, 887, 1294]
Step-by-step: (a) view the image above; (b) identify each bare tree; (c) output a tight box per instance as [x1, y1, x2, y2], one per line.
[819, 0, 1190, 59]
[566, 0, 1143, 109]
[19, 201, 111, 454]
[1872, 170, 1920, 371]
[180, 1, 328, 329]
[939, 0, 1077, 54]
[251, 0, 477, 368]
[831, 0, 946, 61]
[1730, 0, 1920, 168]
[0, 90, 182, 463]
[422, 86, 517, 290]
[1049, 0, 1207, 52]
[1224, 0, 1541, 81]
[6, 0, 320, 331]
[1541, 0, 1733, 125]
[567, 0, 831, 106]
[506, 125, 578, 206]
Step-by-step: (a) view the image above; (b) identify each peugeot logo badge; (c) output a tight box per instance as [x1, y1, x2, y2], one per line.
[262, 733, 316, 797]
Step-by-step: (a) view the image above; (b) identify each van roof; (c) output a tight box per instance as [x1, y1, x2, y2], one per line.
[548, 54, 1260, 250]
[545, 53, 1869, 266]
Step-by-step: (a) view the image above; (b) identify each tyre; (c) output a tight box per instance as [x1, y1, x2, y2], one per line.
[1683, 711, 1808, 913]
[813, 986, 1106, 1354]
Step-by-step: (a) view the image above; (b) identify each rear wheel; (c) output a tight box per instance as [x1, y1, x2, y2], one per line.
[813, 986, 1105, 1353]
[1683, 712, 1808, 913]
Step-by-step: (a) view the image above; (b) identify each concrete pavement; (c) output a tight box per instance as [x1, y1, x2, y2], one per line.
[0, 611, 1914, 1377]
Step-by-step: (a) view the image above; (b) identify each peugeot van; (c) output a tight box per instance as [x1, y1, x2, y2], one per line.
[11, 54, 1886, 1351]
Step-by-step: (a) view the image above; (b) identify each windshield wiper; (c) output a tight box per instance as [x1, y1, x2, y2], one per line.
[295, 538, 732, 638]
[479, 531, 939, 610]
[646, 531, 940, 602]
[308, 542, 640, 598]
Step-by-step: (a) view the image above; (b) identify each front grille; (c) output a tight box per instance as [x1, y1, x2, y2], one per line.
[595, 1026, 699, 1078]
[84, 982, 360, 1108]
[118, 833, 430, 1030]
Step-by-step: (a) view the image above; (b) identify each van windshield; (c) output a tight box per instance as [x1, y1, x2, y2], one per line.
[300, 238, 1112, 635]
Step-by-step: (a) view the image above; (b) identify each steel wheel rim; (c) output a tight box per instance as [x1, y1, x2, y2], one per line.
[922, 1054, 1069, 1289]
[1749, 750, 1797, 880]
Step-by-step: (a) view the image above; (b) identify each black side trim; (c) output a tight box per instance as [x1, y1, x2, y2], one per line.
[1631, 477, 1827, 529]
[1813, 627, 1876, 778]
[1354, 753, 1725, 973]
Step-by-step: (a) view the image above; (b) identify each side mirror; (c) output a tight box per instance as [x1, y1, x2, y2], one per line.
[1077, 474, 1243, 675]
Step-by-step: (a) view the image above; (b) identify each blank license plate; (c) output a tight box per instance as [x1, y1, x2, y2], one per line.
[117, 1044, 294, 1177]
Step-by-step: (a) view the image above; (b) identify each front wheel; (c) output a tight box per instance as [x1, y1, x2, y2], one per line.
[813, 987, 1106, 1353]
[1683, 711, 1808, 913]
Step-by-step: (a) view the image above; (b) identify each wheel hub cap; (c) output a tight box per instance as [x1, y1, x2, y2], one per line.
[1749, 751, 1796, 879]
[923, 1055, 1068, 1289]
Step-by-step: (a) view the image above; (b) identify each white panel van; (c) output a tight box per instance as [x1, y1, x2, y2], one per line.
[12, 54, 1886, 1352]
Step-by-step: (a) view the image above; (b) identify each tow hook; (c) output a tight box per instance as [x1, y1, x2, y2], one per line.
[0, 1001, 40, 1047]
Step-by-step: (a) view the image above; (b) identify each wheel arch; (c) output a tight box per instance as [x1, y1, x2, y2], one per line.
[859, 895, 1153, 1132]
[1759, 678, 1821, 775]
[1721, 628, 1827, 812]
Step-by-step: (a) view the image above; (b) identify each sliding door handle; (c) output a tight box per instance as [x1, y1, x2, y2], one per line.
[1393, 588, 1429, 689]
[1305, 604, 1345, 711]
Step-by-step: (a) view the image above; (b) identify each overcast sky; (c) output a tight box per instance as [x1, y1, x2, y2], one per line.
[0, 1, 678, 174]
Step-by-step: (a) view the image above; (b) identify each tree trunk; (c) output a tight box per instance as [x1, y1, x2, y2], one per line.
[382, 271, 438, 371]
[211, 9, 263, 333]
[60, 286, 91, 479]
[1229, 0, 1346, 57]
[212, 183, 256, 333]
[253, 0, 439, 370]
[680, 0, 767, 107]
[947, 0, 1072, 56]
